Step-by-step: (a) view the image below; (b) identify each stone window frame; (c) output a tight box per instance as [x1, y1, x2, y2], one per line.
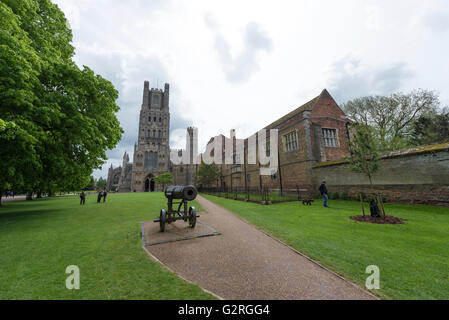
[247, 173, 251, 182]
[282, 130, 299, 152]
[322, 128, 340, 148]
[152, 94, 160, 105]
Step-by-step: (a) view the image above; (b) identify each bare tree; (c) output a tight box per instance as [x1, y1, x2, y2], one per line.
[343, 89, 440, 151]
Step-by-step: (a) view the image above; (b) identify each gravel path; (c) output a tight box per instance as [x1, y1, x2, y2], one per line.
[144, 195, 377, 300]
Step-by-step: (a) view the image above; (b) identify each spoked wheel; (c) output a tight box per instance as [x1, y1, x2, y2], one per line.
[188, 206, 197, 229]
[159, 209, 167, 232]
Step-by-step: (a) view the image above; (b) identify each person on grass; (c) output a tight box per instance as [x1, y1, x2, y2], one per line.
[319, 180, 329, 208]
[97, 191, 103, 203]
[80, 191, 86, 205]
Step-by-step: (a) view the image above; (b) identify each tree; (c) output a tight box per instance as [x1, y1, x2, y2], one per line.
[343, 89, 440, 151]
[153, 172, 174, 191]
[0, 0, 123, 200]
[196, 163, 221, 187]
[409, 109, 449, 146]
[346, 124, 385, 219]
[86, 176, 96, 190]
[96, 178, 107, 190]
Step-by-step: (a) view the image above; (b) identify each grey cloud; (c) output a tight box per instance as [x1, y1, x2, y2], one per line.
[423, 11, 449, 33]
[207, 19, 273, 83]
[327, 56, 413, 104]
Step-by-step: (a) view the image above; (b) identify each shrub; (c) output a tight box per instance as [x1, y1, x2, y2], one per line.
[355, 192, 366, 201]
[330, 192, 340, 200]
[341, 192, 349, 200]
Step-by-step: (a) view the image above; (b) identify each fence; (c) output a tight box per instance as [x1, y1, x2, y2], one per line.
[198, 186, 312, 204]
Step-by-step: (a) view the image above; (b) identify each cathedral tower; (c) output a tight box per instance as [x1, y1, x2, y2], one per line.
[131, 81, 171, 191]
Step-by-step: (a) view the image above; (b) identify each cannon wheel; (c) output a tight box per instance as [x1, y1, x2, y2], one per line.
[188, 206, 197, 229]
[159, 209, 167, 232]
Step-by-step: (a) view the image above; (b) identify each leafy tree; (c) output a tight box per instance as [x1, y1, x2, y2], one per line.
[86, 176, 96, 190]
[196, 163, 220, 186]
[0, 0, 123, 200]
[153, 172, 174, 191]
[96, 177, 107, 190]
[346, 124, 385, 218]
[343, 89, 440, 151]
[409, 109, 449, 146]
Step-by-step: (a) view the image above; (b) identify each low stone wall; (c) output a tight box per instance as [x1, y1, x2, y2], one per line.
[312, 143, 449, 206]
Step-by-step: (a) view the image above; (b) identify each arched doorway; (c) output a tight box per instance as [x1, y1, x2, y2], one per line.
[144, 175, 155, 192]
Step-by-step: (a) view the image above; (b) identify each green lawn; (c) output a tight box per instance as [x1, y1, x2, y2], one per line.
[202, 194, 449, 300]
[0, 193, 214, 299]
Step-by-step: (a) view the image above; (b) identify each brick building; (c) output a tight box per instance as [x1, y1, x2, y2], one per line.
[188, 89, 351, 196]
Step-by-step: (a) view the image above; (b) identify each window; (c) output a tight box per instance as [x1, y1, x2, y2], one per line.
[153, 129, 156, 137]
[271, 172, 277, 181]
[159, 117, 162, 123]
[152, 95, 160, 105]
[158, 130, 161, 138]
[247, 174, 251, 182]
[149, 116, 151, 122]
[283, 131, 298, 152]
[322, 128, 338, 147]
[153, 116, 156, 122]
[266, 141, 270, 157]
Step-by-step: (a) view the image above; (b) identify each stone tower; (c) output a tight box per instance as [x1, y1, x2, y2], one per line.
[131, 81, 170, 191]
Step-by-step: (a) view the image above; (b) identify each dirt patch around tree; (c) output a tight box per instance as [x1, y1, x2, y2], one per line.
[350, 215, 406, 224]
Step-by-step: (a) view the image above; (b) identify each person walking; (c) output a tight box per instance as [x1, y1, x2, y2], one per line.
[319, 180, 329, 207]
[97, 190, 103, 203]
[103, 190, 108, 203]
[80, 191, 86, 205]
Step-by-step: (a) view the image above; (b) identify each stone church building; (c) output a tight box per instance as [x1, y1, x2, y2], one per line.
[108, 81, 352, 194]
[108, 81, 171, 192]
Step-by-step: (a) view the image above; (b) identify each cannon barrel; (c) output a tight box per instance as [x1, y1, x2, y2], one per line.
[164, 185, 197, 201]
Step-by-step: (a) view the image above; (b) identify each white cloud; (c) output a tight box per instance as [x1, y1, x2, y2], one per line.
[51, 0, 449, 179]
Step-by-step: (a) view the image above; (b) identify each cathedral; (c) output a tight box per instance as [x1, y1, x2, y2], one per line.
[107, 81, 172, 192]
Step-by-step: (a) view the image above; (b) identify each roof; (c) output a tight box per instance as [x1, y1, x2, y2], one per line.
[264, 90, 327, 130]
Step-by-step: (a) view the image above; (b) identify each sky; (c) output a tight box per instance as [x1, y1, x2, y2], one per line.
[51, 0, 449, 179]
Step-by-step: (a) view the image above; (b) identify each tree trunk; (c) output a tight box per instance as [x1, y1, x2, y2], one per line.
[378, 194, 386, 220]
[37, 191, 42, 198]
[0, 192, 2, 206]
[359, 193, 365, 217]
[26, 192, 33, 200]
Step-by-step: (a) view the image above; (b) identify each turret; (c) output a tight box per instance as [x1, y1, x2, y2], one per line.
[142, 81, 150, 109]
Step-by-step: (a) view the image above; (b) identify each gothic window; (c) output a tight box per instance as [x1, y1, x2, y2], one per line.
[153, 116, 156, 122]
[159, 117, 161, 123]
[266, 141, 270, 157]
[158, 130, 161, 138]
[149, 116, 151, 122]
[271, 172, 277, 181]
[247, 174, 251, 182]
[283, 131, 298, 152]
[153, 94, 160, 105]
[149, 151, 158, 170]
[322, 128, 338, 147]
[144, 151, 150, 171]
[158, 143, 161, 150]
[153, 129, 156, 137]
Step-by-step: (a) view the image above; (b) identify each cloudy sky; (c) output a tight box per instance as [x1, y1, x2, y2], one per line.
[52, 0, 449, 179]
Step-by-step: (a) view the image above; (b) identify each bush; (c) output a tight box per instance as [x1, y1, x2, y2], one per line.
[355, 192, 366, 201]
[330, 192, 339, 200]
[341, 192, 349, 200]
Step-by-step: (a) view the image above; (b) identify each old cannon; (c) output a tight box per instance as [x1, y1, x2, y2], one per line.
[154, 185, 199, 232]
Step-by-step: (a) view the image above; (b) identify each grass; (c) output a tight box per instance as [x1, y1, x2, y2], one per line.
[202, 194, 449, 300]
[0, 193, 215, 299]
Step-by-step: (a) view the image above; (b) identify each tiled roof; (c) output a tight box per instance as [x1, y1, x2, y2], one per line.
[264, 92, 322, 129]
